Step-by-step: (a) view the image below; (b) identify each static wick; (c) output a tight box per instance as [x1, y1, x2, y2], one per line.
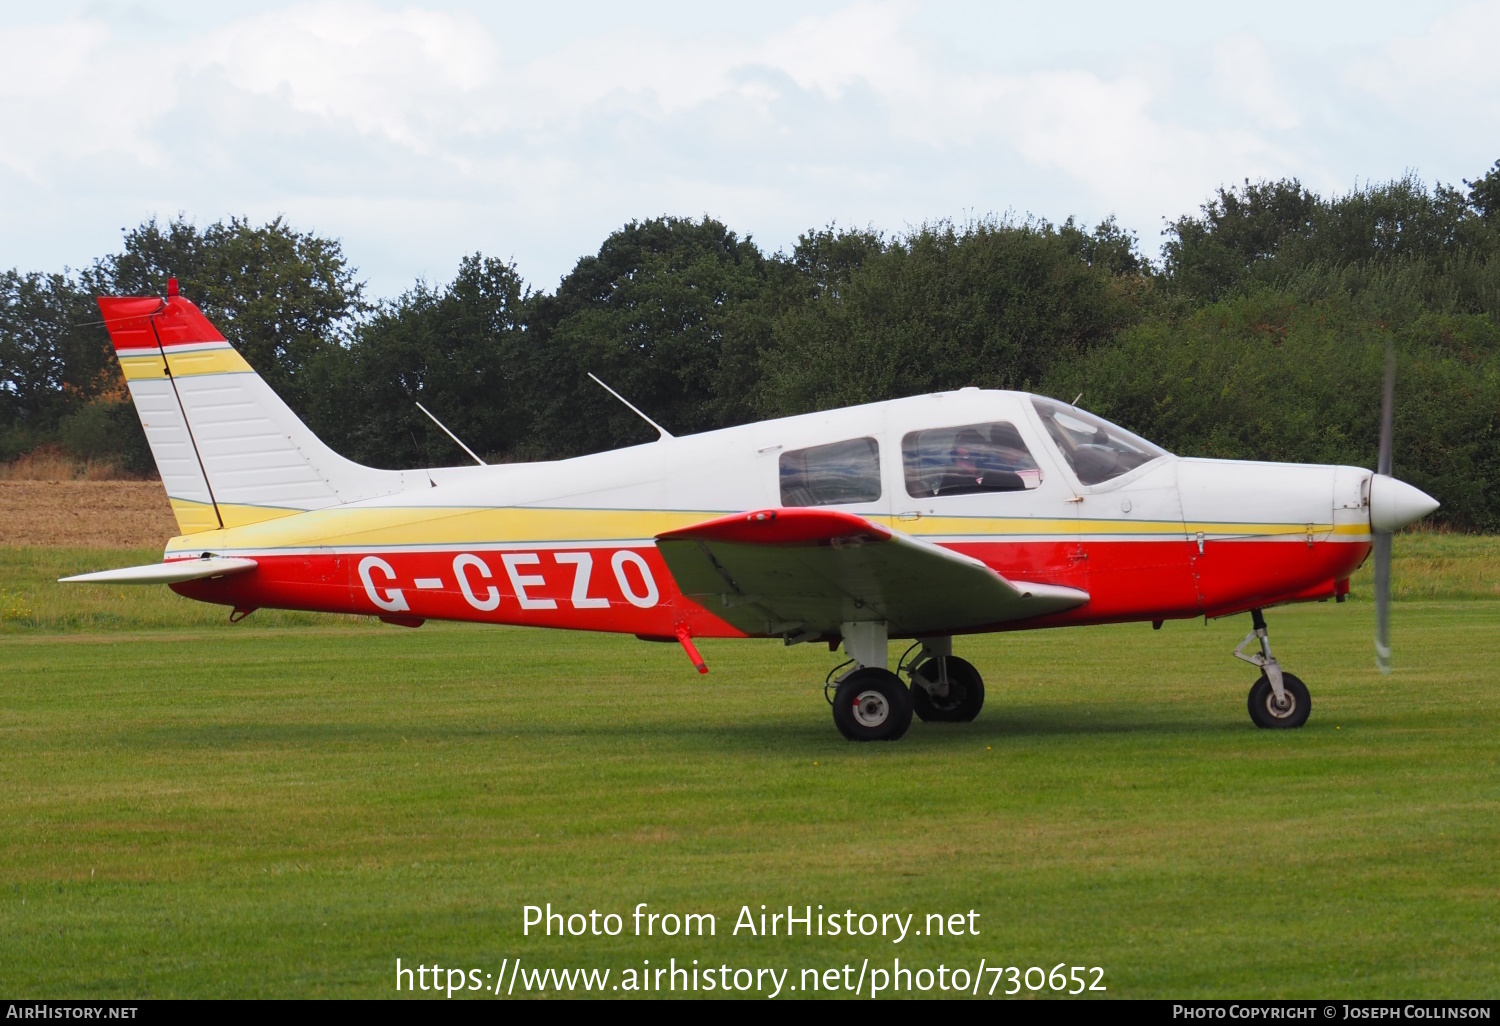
[415, 402, 486, 466]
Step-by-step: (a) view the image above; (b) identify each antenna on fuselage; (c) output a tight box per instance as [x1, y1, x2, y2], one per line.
[587, 372, 674, 440]
[1072, 392, 1084, 406]
[415, 402, 487, 466]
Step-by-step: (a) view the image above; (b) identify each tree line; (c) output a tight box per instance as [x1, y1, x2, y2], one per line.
[3, 163, 1498, 529]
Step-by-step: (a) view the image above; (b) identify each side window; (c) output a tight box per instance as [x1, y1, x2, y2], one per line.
[903, 422, 1042, 497]
[780, 437, 882, 507]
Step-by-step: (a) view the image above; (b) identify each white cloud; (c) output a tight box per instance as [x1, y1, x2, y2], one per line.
[194, 2, 498, 150]
[1336, 2, 1500, 188]
[1213, 33, 1301, 132]
[0, 18, 172, 178]
[1348, 1, 1500, 105]
[760, 2, 924, 100]
[0, 0, 1482, 292]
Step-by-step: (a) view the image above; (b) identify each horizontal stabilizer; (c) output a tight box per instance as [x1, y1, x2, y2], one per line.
[656, 508, 1088, 637]
[59, 557, 258, 585]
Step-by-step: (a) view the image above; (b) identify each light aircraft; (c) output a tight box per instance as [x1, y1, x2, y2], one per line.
[65, 283, 1440, 741]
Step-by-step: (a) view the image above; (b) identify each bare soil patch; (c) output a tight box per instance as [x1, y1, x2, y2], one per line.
[0, 481, 177, 547]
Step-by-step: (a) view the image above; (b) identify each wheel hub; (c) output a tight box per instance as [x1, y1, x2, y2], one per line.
[913, 662, 957, 705]
[927, 682, 965, 711]
[1265, 691, 1297, 718]
[851, 690, 890, 727]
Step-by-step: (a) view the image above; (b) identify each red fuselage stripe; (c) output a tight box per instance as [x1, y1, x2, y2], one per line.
[171, 537, 1371, 636]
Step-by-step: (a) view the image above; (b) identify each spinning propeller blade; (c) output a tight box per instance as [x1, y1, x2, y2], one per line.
[1373, 532, 1392, 673]
[1373, 342, 1395, 674]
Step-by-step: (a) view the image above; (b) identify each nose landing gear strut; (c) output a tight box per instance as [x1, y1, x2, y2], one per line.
[1234, 608, 1311, 729]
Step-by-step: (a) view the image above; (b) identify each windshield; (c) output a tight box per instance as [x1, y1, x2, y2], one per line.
[1030, 399, 1168, 486]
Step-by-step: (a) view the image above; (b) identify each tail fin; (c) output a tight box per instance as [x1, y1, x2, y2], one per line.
[99, 284, 417, 534]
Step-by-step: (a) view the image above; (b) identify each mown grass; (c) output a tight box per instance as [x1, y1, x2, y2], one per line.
[1, 547, 1498, 997]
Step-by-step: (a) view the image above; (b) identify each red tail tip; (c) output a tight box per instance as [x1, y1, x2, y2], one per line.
[167, 277, 179, 297]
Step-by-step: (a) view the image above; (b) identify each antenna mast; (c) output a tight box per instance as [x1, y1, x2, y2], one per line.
[415, 402, 487, 466]
[587, 373, 674, 440]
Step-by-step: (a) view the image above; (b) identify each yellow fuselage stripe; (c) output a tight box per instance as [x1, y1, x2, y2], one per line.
[162, 503, 1368, 556]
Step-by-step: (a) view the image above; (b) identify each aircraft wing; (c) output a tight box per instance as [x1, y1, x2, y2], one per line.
[655, 508, 1087, 637]
[59, 557, 258, 585]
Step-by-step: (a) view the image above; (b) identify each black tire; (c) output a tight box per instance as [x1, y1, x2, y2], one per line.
[832, 668, 914, 742]
[910, 656, 985, 723]
[1247, 672, 1311, 729]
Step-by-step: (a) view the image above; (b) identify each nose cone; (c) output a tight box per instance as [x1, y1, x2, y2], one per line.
[1370, 474, 1440, 532]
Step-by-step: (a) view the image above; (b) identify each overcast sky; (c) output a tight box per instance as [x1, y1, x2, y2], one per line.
[2, 1, 1497, 298]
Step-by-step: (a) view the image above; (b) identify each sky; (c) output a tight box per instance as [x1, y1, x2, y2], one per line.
[2, 0, 1498, 298]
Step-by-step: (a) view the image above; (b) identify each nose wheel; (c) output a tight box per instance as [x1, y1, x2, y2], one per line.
[1248, 672, 1311, 729]
[1235, 609, 1312, 729]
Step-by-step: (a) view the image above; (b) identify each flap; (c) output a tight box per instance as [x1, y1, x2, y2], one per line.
[59, 557, 258, 585]
[656, 508, 1087, 637]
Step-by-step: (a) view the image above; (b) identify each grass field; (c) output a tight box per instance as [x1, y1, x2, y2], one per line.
[1, 538, 1497, 999]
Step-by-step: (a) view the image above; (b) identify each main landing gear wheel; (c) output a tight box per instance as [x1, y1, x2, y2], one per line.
[832, 668, 914, 742]
[910, 656, 985, 722]
[1247, 672, 1311, 729]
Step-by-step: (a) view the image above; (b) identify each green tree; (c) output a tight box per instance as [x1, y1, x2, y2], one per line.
[313, 255, 529, 468]
[786, 224, 888, 298]
[1467, 159, 1500, 222]
[522, 217, 774, 456]
[0, 270, 113, 461]
[757, 217, 1150, 417]
[1163, 172, 1500, 314]
[1285, 174, 1478, 267]
[1161, 178, 1320, 301]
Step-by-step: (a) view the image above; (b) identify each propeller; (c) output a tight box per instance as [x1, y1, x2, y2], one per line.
[1373, 344, 1394, 674]
[1368, 342, 1440, 673]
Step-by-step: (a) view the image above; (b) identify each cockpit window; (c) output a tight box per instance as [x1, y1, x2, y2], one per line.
[903, 422, 1042, 497]
[780, 437, 882, 507]
[1031, 399, 1167, 485]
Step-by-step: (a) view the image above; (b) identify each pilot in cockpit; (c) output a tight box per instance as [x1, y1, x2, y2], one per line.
[936, 429, 1025, 495]
[988, 423, 1032, 470]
